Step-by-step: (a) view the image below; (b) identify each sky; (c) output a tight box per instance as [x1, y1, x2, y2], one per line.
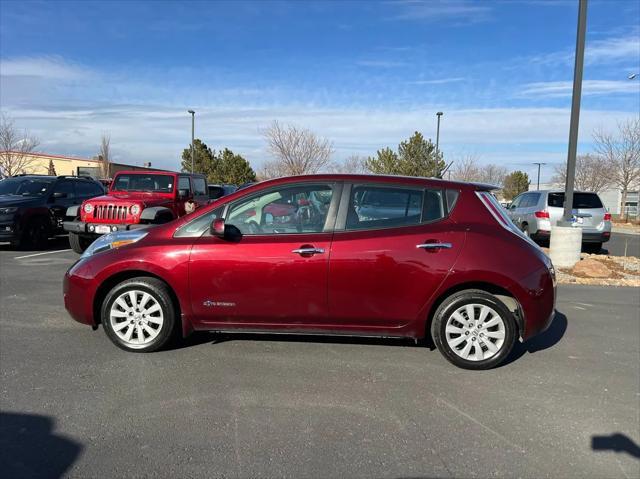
[1, 0, 639, 181]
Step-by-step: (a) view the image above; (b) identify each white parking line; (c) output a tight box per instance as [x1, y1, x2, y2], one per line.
[14, 249, 72, 260]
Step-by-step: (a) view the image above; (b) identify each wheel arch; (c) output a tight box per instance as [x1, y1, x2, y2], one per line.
[425, 281, 525, 342]
[92, 270, 188, 337]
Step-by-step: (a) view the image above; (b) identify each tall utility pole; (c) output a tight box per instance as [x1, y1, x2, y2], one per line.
[533, 162, 546, 190]
[435, 111, 443, 155]
[188, 110, 195, 173]
[562, 0, 588, 224]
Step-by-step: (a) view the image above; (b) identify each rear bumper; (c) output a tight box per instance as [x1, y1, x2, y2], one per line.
[63, 221, 147, 235]
[582, 231, 610, 243]
[518, 267, 556, 341]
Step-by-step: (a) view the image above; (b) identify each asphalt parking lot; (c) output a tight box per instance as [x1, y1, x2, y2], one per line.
[1, 240, 639, 479]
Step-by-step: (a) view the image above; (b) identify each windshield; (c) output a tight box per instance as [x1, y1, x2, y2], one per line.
[0, 177, 54, 196]
[111, 174, 174, 193]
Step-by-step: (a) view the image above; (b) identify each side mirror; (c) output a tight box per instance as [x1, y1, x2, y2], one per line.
[53, 192, 67, 199]
[211, 218, 226, 237]
[178, 188, 190, 199]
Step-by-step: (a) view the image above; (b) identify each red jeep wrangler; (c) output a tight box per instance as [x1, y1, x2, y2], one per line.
[63, 170, 208, 253]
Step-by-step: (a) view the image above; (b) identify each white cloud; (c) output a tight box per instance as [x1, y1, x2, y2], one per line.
[356, 60, 407, 68]
[406, 77, 466, 85]
[519, 80, 640, 98]
[0, 56, 92, 80]
[389, 0, 492, 24]
[528, 35, 640, 67]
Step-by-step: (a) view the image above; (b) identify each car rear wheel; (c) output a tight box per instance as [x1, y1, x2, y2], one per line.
[101, 277, 175, 352]
[69, 232, 93, 253]
[432, 290, 516, 370]
[521, 223, 529, 237]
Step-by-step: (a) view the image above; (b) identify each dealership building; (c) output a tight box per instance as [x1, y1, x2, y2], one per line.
[0, 151, 167, 178]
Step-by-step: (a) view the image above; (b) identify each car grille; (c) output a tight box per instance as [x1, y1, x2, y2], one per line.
[94, 205, 128, 221]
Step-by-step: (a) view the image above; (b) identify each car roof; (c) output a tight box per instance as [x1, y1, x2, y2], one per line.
[527, 189, 599, 194]
[245, 174, 497, 191]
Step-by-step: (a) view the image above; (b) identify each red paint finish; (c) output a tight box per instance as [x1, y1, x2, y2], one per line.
[64, 174, 555, 345]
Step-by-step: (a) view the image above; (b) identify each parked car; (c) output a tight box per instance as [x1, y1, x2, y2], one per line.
[207, 184, 237, 201]
[0, 175, 104, 249]
[63, 170, 209, 253]
[63, 174, 556, 370]
[506, 190, 611, 249]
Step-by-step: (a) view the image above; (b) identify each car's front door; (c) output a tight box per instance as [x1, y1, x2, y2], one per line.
[189, 182, 341, 329]
[328, 183, 465, 333]
[49, 180, 79, 228]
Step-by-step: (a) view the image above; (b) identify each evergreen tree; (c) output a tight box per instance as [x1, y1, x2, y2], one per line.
[181, 139, 215, 176]
[502, 171, 530, 200]
[366, 132, 445, 177]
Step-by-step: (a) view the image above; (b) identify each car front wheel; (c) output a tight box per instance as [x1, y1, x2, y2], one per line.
[101, 277, 176, 352]
[432, 290, 516, 370]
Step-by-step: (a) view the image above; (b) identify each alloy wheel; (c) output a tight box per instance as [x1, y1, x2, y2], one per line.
[444, 304, 506, 361]
[109, 289, 164, 348]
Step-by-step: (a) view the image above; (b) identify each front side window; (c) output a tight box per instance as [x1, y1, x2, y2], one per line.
[112, 174, 174, 193]
[226, 184, 334, 235]
[347, 186, 426, 230]
[174, 206, 224, 237]
[76, 181, 104, 197]
[53, 180, 75, 198]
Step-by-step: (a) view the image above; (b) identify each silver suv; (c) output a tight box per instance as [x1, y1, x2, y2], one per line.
[506, 190, 611, 248]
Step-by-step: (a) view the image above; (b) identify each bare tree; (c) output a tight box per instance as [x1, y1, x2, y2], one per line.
[331, 154, 369, 174]
[593, 119, 640, 216]
[98, 134, 112, 178]
[552, 153, 612, 192]
[261, 121, 333, 178]
[451, 155, 481, 182]
[451, 155, 507, 186]
[0, 114, 40, 178]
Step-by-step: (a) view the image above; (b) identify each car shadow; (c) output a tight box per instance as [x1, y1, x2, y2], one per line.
[502, 310, 567, 367]
[592, 433, 640, 459]
[0, 412, 82, 478]
[0, 235, 71, 253]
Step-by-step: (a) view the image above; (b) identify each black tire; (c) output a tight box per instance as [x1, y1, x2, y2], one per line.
[101, 277, 176, 353]
[584, 242, 602, 254]
[20, 217, 51, 250]
[431, 289, 517, 370]
[521, 223, 529, 237]
[69, 232, 93, 253]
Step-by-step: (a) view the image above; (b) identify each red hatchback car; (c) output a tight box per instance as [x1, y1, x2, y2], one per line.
[64, 174, 556, 369]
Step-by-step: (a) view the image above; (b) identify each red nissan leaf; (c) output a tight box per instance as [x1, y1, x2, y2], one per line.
[63, 174, 556, 370]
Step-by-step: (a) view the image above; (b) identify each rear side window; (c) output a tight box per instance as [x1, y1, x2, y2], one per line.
[347, 186, 425, 230]
[76, 181, 104, 197]
[521, 193, 540, 208]
[193, 177, 207, 196]
[548, 192, 603, 209]
[178, 177, 191, 192]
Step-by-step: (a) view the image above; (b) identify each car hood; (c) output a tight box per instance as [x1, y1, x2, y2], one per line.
[0, 195, 42, 208]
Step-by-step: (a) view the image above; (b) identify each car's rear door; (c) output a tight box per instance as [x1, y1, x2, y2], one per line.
[188, 181, 341, 328]
[327, 182, 464, 334]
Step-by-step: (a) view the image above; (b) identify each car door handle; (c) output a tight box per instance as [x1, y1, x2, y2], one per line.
[416, 243, 452, 250]
[292, 247, 325, 255]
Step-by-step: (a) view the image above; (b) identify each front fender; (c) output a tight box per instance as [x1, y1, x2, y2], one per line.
[140, 206, 173, 222]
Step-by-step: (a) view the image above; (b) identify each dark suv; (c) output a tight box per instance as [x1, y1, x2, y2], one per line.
[0, 175, 104, 248]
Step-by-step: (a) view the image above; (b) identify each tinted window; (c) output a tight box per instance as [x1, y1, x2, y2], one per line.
[208, 186, 225, 200]
[510, 195, 523, 209]
[521, 193, 540, 208]
[548, 192, 603, 209]
[76, 181, 103, 197]
[53, 180, 75, 198]
[227, 184, 334, 235]
[113, 174, 174, 192]
[347, 186, 424, 230]
[193, 177, 207, 196]
[174, 206, 224, 237]
[178, 177, 191, 192]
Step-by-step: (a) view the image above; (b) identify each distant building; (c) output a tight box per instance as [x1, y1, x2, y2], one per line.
[0, 151, 172, 179]
[536, 182, 639, 219]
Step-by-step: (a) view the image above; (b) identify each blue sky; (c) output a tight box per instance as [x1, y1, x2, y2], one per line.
[1, 0, 639, 181]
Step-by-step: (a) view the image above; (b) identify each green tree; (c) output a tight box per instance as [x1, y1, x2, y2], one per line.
[181, 139, 215, 176]
[213, 148, 257, 184]
[366, 131, 445, 178]
[502, 171, 530, 200]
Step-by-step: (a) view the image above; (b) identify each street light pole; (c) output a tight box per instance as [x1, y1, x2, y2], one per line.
[562, 0, 587, 224]
[533, 162, 546, 190]
[435, 111, 443, 155]
[188, 109, 195, 173]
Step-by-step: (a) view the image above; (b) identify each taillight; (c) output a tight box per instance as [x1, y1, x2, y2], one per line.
[604, 213, 611, 221]
[534, 211, 549, 218]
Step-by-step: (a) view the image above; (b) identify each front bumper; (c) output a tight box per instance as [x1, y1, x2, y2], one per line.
[63, 221, 147, 235]
[0, 222, 18, 241]
[63, 266, 97, 326]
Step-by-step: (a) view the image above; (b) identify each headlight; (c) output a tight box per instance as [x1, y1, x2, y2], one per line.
[0, 207, 18, 215]
[130, 204, 141, 215]
[84, 203, 94, 214]
[81, 230, 148, 259]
